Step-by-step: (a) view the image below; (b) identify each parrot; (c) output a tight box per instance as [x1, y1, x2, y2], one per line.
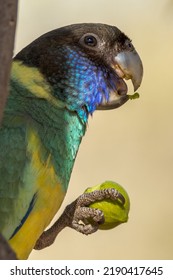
[0, 23, 143, 259]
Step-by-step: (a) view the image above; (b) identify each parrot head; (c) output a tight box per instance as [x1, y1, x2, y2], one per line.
[14, 23, 143, 122]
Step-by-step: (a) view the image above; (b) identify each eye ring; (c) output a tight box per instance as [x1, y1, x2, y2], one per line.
[84, 35, 98, 47]
[79, 33, 100, 48]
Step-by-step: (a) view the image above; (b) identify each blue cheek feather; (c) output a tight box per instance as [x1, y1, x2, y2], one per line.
[51, 47, 118, 122]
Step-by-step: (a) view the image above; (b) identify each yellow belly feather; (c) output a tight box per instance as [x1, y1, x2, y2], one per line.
[9, 127, 65, 259]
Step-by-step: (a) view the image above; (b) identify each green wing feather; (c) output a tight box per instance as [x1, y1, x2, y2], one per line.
[0, 62, 86, 259]
[0, 120, 34, 238]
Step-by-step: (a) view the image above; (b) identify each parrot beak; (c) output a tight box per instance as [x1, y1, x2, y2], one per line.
[97, 49, 143, 110]
[114, 50, 143, 92]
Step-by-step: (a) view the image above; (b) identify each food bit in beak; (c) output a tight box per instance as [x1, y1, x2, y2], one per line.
[127, 92, 140, 100]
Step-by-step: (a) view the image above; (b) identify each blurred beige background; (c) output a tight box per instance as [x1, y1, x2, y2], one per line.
[14, 0, 173, 259]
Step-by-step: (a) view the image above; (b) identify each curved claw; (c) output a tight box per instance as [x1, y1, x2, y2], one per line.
[117, 191, 125, 205]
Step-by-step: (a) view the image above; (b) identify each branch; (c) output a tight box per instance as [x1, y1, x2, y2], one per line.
[0, 0, 18, 123]
[0, 234, 17, 260]
[0, 0, 18, 259]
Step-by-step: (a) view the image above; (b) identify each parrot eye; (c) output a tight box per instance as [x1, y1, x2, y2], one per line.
[84, 35, 97, 47]
[79, 33, 100, 48]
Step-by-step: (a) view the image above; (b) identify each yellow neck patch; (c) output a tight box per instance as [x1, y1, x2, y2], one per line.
[11, 60, 64, 108]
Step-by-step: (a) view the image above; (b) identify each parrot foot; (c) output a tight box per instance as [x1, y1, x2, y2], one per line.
[70, 206, 104, 235]
[34, 188, 124, 250]
[70, 188, 125, 234]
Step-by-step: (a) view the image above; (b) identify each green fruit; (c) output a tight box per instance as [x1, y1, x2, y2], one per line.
[128, 92, 140, 100]
[85, 181, 130, 230]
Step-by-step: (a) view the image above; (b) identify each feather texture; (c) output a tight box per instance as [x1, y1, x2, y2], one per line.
[0, 61, 86, 259]
[0, 23, 143, 259]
